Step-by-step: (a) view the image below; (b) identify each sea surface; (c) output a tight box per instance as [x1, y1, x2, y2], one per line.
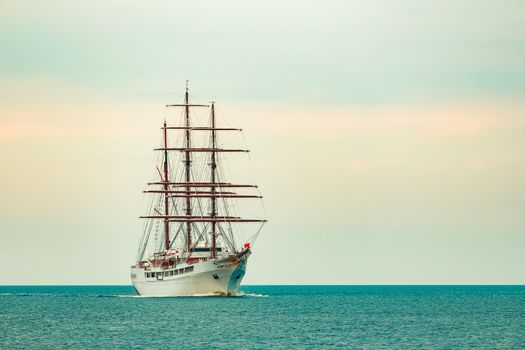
[0, 285, 524, 349]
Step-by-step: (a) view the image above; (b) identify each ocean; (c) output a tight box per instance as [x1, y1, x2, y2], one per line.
[0, 285, 523, 349]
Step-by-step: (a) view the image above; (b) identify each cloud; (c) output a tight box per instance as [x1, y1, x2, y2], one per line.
[1, 0, 524, 105]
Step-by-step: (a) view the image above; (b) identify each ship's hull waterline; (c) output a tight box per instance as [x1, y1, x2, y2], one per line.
[130, 258, 248, 297]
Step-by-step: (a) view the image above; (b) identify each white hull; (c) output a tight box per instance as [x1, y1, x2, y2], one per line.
[130, 257, 248, 297]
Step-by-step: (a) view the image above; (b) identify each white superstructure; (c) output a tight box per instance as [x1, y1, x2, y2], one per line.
[131, 249, 250, 296]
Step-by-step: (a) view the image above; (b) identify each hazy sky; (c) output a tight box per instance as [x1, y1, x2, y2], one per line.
[1, 0, 524, 284]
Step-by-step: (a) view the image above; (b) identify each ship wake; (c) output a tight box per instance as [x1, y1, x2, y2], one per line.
[112, 291, 269, 298]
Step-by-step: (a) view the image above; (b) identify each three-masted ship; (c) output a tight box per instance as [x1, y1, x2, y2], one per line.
[130, 85, 266, 296]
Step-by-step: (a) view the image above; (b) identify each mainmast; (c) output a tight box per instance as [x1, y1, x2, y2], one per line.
[162, 120, 170, 250]
[184, 83, 192, 252]
[210, 103, 218, 258]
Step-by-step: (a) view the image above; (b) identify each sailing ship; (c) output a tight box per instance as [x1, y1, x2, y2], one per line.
[130, 84, 266, 296]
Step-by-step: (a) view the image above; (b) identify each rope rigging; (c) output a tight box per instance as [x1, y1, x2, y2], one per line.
[136, 91, 266, 263]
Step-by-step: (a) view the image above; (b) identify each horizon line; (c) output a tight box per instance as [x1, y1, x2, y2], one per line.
[1, 284, 524, 287]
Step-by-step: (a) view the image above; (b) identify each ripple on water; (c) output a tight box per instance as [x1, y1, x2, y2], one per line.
[0, 285, 524, 349]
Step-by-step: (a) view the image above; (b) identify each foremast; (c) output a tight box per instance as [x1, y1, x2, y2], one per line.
[210, 102, 218, 258]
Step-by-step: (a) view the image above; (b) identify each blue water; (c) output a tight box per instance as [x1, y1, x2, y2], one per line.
[0, 286, 524, 349]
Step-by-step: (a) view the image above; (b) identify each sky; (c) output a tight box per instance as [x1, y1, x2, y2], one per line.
[0, 0, 524, 285]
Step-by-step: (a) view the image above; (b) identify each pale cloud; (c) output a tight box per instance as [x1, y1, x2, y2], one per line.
[235, 101, 525, 139]
[1, 1, 523, 104]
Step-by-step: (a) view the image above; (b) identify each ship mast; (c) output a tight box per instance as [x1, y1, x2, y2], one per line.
[162, 120, 170, 250]
[183, 83, 193, 253]
[210, 103, 218, 258]
[143, 84, 267, 261]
